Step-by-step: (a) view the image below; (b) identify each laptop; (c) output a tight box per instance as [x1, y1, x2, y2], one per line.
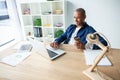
[28, 37, 65, 60]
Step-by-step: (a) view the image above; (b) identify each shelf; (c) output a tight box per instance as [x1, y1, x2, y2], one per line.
[41, 16, 52, 27]
[47, 0, 63, 2]
[54, 27, 65, 29]
[21, 4, 31, 15]
[30, 3, 41, 15]
[17, 0, 66, 43]
[41, 14, 52, 17]
[41, 2, 52, 15]
[22, 14, 31, 16]
[24, 25, 33, 27]
[52, 2, 63, 15]
[42, 28, 53, 37]
[53, 16, 64, 27]
[42, 26, 53, 29]
[24, 26, 34, 36]
[22, 16, 32, 26]
[52, 14, 64, 16]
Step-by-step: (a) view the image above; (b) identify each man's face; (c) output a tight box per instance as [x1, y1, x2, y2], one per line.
[74, 11, 86, 26]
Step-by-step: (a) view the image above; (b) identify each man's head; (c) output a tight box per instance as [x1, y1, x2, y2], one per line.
[74, 8, 86, 26]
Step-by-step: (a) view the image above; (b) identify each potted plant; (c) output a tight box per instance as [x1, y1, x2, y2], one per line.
[33, 18, 42, 26]
[55, 29, 64, 38]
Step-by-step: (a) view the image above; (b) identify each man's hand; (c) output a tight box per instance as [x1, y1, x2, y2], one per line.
[74, 41, 85, 49]
[50, 42, 59, 48]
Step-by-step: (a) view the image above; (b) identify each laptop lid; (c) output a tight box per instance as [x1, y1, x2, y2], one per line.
[28, 38, 65, 60]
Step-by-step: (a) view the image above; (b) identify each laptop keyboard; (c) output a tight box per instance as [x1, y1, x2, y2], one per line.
[46, 49, 58, 58]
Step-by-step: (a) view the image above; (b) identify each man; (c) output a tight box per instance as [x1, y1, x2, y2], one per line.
[50, 8, 107, 49]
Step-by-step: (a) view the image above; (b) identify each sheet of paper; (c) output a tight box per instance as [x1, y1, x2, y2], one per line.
[13, 41, 31, 49]
[0, 52, 31, 66]
[84, 50, 112, 66]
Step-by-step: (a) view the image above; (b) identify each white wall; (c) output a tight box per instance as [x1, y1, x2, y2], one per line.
[0, 0, 22, 51]
[66, 0, 120, 48]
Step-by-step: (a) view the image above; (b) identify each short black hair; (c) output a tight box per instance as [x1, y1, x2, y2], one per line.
[75, 8, 86, 15]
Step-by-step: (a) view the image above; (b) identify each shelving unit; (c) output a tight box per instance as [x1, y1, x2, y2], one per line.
[16, 0, 66, 44]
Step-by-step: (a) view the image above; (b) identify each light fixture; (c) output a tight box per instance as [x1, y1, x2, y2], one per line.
[83, 32, 113, 80]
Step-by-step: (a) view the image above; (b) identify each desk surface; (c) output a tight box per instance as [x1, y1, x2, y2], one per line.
[0, 44, 120, 80]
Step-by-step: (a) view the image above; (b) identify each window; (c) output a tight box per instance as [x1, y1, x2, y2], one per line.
[0, 0, 9, 21]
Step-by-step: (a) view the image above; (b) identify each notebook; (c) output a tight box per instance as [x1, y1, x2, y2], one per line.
[0, 52, 31, 66]
[0, 43, 33, 66]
